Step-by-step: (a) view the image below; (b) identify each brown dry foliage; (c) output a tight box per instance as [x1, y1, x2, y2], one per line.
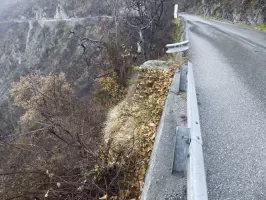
[94, 72, 127, 108]
[0, 63, 178, 200]
[102, 65, 177, 199]
[1, 72, 107, 200]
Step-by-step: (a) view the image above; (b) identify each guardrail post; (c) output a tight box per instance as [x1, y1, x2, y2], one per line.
[173, 127, 190, 173]
[180, 64, 188, 91]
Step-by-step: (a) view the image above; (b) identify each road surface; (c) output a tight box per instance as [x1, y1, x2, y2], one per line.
[181, 14, 266, 200]
[0, 15, 112, 24]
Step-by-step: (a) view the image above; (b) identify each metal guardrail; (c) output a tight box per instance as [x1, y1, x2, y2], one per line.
[166, 56, 208, 200]
[187, 62, 208, 200]
[163, 7, 208, 199]
[166, 40, 189, 54]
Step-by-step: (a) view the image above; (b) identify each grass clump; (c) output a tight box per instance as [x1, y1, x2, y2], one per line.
[255, 24, 266, 32]
[94, 72, 127, 107]
[63, 24, 72, 33]
[172, 18, 183, 42]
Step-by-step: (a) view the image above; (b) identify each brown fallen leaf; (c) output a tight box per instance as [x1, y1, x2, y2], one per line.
[99, 194, 108, 200]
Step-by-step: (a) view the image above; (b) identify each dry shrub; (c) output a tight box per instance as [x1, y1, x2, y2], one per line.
[94, 72, 127, 107]
[1, 63, 180, 199]
[1, 72, 106, 200]
[102, 65, 177, 199]
[10, 72, 74, 128]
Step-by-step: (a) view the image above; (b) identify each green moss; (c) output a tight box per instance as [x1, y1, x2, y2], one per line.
[237, 23, 266, 32]
[133, 65, 140, 71]
[204, 15, 232, 24]
[213, 7, 222, 17]
[63, 24, 72, 33]
[172, 18, 180, 25]
[255, 24, 266, 32]
[60, 42, 68, 52]
[195, 9, 201, 16]
[172, 18, 182, 42]
[203, 14, 266, 33]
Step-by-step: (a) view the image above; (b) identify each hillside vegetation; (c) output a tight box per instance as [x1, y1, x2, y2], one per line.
[0, 0, 182, 199]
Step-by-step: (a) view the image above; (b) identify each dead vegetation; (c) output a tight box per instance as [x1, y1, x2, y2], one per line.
[0, 0, 182, 199]
[0, 59, 182, 200]
[1, 72, 106, 199]
[102, 61, 183, 199]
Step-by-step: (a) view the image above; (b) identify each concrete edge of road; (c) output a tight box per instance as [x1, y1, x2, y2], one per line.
[141, 14, 209, 200]
[140, 68, 187, 200]
[141, 14, 189, 200]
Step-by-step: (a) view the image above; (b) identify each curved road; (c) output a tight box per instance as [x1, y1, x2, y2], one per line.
[181, 14, 266, 200]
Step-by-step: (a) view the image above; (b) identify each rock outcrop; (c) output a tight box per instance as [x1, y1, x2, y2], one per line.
[179, 0, 266, 25]
[0, 0, 113, 102]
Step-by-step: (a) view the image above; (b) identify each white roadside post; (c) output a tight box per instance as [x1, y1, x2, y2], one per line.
[174, 4, 178, 19]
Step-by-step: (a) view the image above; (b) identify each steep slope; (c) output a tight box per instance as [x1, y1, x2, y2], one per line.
[0, 0, 112, 102]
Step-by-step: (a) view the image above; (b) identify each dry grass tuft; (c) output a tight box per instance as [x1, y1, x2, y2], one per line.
[104, 99, 135, 152]
[102, 63, 182, 198]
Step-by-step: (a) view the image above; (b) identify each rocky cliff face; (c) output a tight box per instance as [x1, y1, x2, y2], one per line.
[0, 0, 112, 102]
[180, 0, 266, 25]
[0, 0, 108, 20]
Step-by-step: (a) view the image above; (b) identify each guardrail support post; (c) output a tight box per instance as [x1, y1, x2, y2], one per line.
[173, 127, 190, 173]
[180, 64, 188, 92]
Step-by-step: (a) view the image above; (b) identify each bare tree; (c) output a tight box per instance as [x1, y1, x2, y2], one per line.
[69, 14, 131, 85]
[124, 0, 167, 60]
[0, 72, 107, 199]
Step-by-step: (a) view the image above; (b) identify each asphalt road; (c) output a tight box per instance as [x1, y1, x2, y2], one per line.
[181, 14, 266, 200]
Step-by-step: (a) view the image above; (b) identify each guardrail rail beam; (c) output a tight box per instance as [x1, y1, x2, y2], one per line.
[166, 40, 189, 54]
[187, 62, 208, 200]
